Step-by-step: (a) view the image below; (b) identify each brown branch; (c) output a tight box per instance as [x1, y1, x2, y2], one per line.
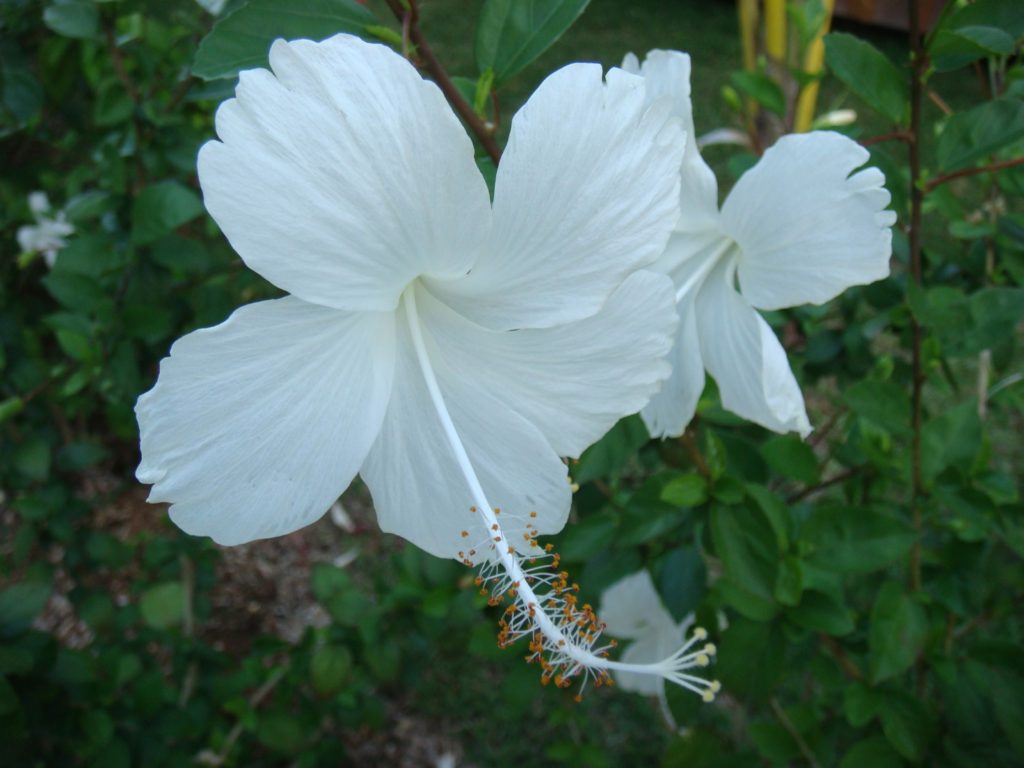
[786, 467, 858, 504]
[925, 156, 1024, 192]
[819, 634, 863, 681]
[385, 0, 502, 165]
[771, 698, 822, 768]
[908, 0, 926, 594]
[680, 428, 709, 478]
[860, 129, 914, 147]
[927, 88, 953, 116]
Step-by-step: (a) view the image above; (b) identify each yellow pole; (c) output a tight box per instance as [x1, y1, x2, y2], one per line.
[738, 0, 759, 72]
[794, 0, 835, 132]
[764, 0, 787, 64]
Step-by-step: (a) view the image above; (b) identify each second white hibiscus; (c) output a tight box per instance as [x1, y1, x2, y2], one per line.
[624, 49, 897, 439]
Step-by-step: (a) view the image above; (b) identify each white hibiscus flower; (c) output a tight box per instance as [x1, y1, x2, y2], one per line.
[623, 49, 897, 438]
[137, 34, 711, 693]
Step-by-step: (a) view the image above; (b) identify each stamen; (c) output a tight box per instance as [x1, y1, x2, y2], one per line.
[402, 287, 718, 701]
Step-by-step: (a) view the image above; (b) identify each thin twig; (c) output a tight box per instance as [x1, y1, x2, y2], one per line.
[204, 666, 289, 765]
[771, 697, 822, 768]
[384, 0, 502, 164]
[786, 467, 858, 503]
[819, 634, 863, 681]
[681, 428, 709, 478]
[927, 88, 953, 116]
[925, 156, 1024, 192]
[860, 129, 913, 147]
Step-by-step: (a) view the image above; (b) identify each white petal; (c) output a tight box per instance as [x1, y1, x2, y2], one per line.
[418, 271, 676, 459]
[198, 34, 490, 313]
[360, 295, 571, 560]
[599, 570, 677, 639]
[136, 297, 394, 545]
[624, 50, 720, 236]
[722, 131, 895, 311]
[642, 293, 704, 438]
[28, 191, 51, 216]
[696, 260, 811, 436]
[428, 63, 684, 330]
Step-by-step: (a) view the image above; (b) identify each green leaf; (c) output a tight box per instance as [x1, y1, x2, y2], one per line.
[43, 0, 99, 40]
[0, 397, 24, 425]
[843, 682, 881, 727]
[986, 668, 1024, 756]
[475, 0, 590, 83]
[965, 287, 1024, 353]
[840, 736, 903, 768]
[843, 379, 912, 436]
[573, 415, 647, 484]
[715, 618, 786, 704]
[13, 437, 51, 481]
[0, 581, 52, 636]
[139, 582, 184, 630]
[730, 71, 786, 116]
[710, 505, 778, 620]
[310, 644, 352, 696]
[868, 582, 927, 684]
[659, 547, 707, 621]
[878, 692, 934, 763]
[0, 43, 43, 134]
[132, 181, 204, 246]
[42, 271, 109, 314]
[258, 712, 306, 755]
[804, 505, 916, 574]
[192, 0, 376, 80]
[559, 512, 617, 560]
[824, 33, 907, 124]
[788, 590, 854, 636]
[661, 472, 708, 508]
[773, 556, 803, 606]
[921, 400, 982, 485]
[936, 98, 1024, 172]
[760, 434, 820, 485]
[931, 0, 1024, 71]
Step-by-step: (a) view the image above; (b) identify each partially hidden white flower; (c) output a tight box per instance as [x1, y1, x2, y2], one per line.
[195, 0, 229, 15]
[599, 570, 719, 724]
[136, 34, 701, 693]
[16, 191, 74, 268]
[622, 50, 897, 439]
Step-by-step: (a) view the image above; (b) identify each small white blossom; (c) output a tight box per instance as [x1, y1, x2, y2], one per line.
[600, 570, 719, 726]
[623, 50, 897, 438]
[16, 191, 74, 268]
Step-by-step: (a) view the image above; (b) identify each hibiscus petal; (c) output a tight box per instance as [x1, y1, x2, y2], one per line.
[361, 292, 571, 560]
[641, 292, 705, 439]
[600, 570, 676, 640]
[136, 297, 394, 545]
[198, 34, 490, 313]
[429, 63, 684, 330]
[722, 131, 895, 311]
[696, 260, 811, 436]
[623, 49, 720, 237]
[417, 271, 676, 459]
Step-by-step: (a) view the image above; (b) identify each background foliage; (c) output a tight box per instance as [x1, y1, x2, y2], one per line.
[1, 0, 1023, 765]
